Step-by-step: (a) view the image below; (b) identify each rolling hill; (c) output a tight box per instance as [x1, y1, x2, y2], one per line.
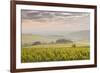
[22, 30, 90, 45]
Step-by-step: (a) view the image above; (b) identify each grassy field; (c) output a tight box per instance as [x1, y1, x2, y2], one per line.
[21, 43, 90, 63]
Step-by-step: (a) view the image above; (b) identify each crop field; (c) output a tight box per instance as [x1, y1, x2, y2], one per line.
[21, 43, 90, 63]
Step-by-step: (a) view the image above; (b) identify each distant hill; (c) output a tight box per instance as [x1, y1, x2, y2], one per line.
[65, 30, 90, 41]
[22, 30, 90, 45]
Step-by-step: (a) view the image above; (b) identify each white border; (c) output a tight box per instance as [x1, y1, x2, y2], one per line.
[16, 5, 94, 69]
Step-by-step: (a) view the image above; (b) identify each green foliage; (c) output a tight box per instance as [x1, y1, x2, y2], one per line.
[21, 44, 90, 63]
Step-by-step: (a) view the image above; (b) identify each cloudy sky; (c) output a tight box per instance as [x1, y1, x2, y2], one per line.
[21, 10, 90, 35]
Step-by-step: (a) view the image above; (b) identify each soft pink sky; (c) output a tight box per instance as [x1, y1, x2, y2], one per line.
[21, 10, 90, 34]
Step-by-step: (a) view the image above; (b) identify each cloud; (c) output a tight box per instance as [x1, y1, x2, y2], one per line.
[21, 10, 89, 22]
[21, 10, 90, 34]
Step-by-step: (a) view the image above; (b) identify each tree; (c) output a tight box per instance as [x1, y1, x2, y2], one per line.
[32, 41, 41, 45]
[72, 44, 76, 48]
[56, 39, 73, 44]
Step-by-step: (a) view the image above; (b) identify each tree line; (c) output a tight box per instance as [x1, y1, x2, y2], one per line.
[32, 39, 73, 45]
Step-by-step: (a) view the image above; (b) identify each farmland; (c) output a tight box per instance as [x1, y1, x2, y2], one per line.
[21, 43, 90, 63]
